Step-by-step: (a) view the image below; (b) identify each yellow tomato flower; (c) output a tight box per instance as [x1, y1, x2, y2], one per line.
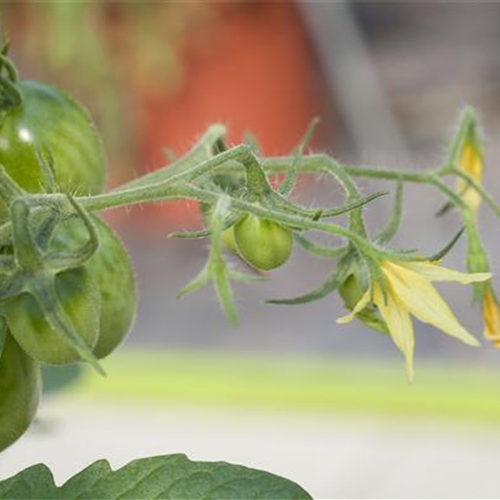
[337, 260, 490, 381]
[483, 288, 500, 347]
[456, 139, 484, 215]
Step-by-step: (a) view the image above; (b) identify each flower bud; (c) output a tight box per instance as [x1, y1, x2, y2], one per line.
[456, 126, 484, 215]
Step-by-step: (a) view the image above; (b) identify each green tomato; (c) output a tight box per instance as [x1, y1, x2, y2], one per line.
[339, 274, 389, 335]
[52, 216, 137, 359]
[234, 215, 293, 271]
[222, 226, 238, 254]
[338, 274, 365, 310]
[4, 267, 101, 365]
[0, 333, 41, 452]
[88, 220, 137, 359]
[0, 80, 106, 219]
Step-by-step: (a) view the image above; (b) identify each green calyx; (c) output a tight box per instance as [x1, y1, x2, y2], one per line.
[0, 54, 23, 117]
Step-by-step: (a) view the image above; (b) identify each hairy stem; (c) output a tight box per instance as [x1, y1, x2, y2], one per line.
[261, 155, 437, 183]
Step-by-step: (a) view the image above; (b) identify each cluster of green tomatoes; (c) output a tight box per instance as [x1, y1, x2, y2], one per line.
[0, 56, 137, 452]
[0, 52, 296, 454]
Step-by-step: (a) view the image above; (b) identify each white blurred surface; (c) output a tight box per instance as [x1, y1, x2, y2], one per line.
[2, 398, 500, 499]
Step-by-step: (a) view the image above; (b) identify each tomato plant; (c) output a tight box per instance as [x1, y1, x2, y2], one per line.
[0, 42, 498, 499]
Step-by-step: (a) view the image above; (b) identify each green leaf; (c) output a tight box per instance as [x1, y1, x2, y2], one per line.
[279, 117, 319, 196]
[176, 265, 210, 299]
[212, 256, 238, 326]
[169, 214, 240, 240]
[0, 455, 312, 500]
[267, 252, 352, 305]
[0, 464, 57, 499]
[426, 227, 465, 262]
[243, 131, 261, 156]
[33, 144, 57, 193]
[294, 233, 346, 259]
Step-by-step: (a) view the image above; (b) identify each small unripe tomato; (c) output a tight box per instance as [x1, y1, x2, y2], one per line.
[338, 274, 364, 310]
[0, 80, 106, 219]
[88, 219, 137, 359]
[0, 333, 41, 452]
[339, 274, 388, 334]
[222, 226, 238, 254]
[233, 215, 293, 271]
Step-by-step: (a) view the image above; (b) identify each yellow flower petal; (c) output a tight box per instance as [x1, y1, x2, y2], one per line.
[382, 262, 480, 346]
[395, 261, 491, 284]
[483, 289, 500, 346]
[373, 283, 414, 382]
[337, 288, 371, 324]
[457, 141, 483, 214]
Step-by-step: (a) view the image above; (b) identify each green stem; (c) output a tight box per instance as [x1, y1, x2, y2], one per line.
[10, 200, 44, 270]
[114, 124, 226, 192]
[265, 153, 500, 221]
[428, 175, 468, 211]
[78, 188, 183, 212]
[0, 146, 249, 242]
[344, 165, 435, 183]
[321, 161, 368, 237]
[25, 145, 254, 213]
[23, 151, 436, 217]
[262, 155, 436, 183]
[428, 176, 483, 258]
[451, 170, 500, 219]
[84, 149, 249, 211]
